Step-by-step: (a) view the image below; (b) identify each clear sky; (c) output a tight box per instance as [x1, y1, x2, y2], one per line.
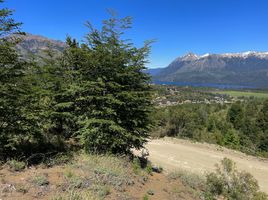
[5, 0, 268, 68]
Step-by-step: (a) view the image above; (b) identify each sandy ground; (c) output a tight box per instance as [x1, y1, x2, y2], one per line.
[146, 137, 268, 193]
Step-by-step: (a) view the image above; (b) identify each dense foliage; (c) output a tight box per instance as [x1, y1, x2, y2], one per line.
[0, 1, 152, 160]
[59, 18, 153, 154]
[0, 2, 41, 159]
[152, 99, 268, 157]
[205, 158, 267, 200]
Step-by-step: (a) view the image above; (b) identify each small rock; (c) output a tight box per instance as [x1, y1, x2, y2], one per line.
[152, 166, 163, 173]
[147, 189, 154, 195]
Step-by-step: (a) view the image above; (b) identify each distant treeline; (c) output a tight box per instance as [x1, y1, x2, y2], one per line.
[151, 100, 268, 157]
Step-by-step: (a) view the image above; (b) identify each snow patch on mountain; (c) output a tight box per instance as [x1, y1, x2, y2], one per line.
[178, 51, 268, 60]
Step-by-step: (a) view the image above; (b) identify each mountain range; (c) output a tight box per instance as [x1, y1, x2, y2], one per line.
[15, 33, 66, 60]
[150, 52, 268, 88]
[13, 34, 268, 88]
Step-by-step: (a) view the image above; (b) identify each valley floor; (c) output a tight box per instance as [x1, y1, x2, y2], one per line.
[146, 137, 268, 193]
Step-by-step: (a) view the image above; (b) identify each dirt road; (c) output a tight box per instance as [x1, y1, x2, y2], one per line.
[146, 138, 268, 193]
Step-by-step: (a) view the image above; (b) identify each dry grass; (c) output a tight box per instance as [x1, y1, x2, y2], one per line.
[70, 154, 134, 190]
[0, 153, 200, 200]
[168, 169, 206, 199]
[52, 190, 98, 200]
[0, 153, 134, 200]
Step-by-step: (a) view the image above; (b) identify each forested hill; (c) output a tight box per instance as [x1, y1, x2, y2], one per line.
[150, 52, 268, 88]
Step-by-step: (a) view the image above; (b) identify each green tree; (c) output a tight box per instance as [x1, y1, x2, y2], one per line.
[62, 16, 153, 154]
[257, 100, 268, 132]
[223, 129, 240, 149]
[0, 0, 38, 159]
[255, 100, 268, 152]
[27, 45, 75, 152]
[227, 102, 245, 130]
[168, 107, 197, 137]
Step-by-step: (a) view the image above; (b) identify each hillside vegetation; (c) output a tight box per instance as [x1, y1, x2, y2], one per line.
[0, 1, 268, 199]
[0, 2, 152, 160]
[152, 86, 268, 157]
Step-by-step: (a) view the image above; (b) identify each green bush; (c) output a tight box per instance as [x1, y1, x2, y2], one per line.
[147, 189, 154, 195]
[7, 160, 26, 171]
[31, 175, 49, 186]
[205, 158, 268, 200]
[132, 157, 142, 174]
[91, 184, 111, 199]
[143, 194, 149, 200]
[145, 162, 153, 175]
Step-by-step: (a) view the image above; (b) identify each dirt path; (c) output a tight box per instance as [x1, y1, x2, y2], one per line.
[146, 137, 268, 193]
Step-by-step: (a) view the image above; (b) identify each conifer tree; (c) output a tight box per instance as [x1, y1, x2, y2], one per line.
[0, 0, 37, 158]
[62, 16, 153, 154]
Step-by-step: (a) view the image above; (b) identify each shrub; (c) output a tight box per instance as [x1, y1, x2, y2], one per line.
[51, 190, 97, 200]
[31, 175, 49, 186]
[132, 157, 142, 174]
[205, 158, 268, 200]
[143, 194, 149, 200]
[147, 189, 154, 195]
[64, 170, 85, 189]
[47, 153, 73, 166]
[145, 163, 153, 175]
[91, 184, 111, 199]
[6, 160, 26, 171]
[15, 183, 28, 194]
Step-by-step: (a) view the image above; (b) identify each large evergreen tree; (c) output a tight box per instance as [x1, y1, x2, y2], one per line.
[27, 45, 73, 151]
[62, 16, 153, 154]
[0, 0, 38, 159]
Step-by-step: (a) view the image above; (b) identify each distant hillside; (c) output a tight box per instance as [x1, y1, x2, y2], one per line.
[150, 52, 268, 88]
[144, 68, 163, 76]
[15, 33, 66, 60]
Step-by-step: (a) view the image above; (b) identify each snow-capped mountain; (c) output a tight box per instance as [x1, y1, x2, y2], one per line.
[150, 51, 268, 88]
[178, 51, 268, 60]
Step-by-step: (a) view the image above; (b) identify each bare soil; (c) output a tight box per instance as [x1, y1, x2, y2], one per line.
[146, 137, 268, 193]
[125, 173, 198, 200]
[0, 156, 197, 200]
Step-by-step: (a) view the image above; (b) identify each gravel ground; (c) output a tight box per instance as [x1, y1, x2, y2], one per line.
[146, 137, 268, 193]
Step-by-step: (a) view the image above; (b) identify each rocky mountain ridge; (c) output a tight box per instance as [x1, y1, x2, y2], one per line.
[15, 33, 66, 60]
[151, 51, 268, 88]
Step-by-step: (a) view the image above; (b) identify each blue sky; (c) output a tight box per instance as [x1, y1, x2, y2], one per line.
[5, 0, 268, 68]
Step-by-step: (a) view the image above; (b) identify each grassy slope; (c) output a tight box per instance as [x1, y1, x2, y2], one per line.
[0, 154, 199, 200]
